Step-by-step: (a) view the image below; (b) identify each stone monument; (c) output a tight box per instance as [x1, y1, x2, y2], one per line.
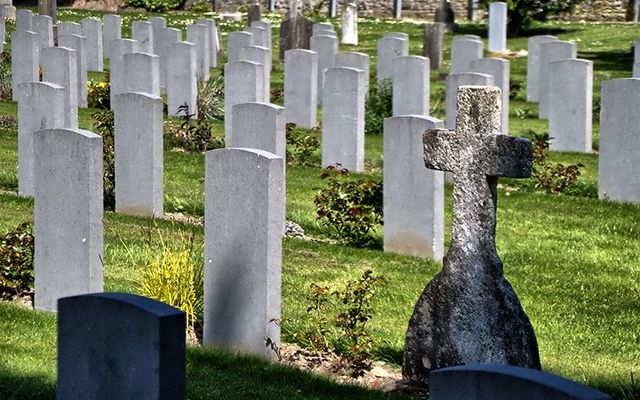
[403, 86, 541, 387]
[278, 0, 313, 61]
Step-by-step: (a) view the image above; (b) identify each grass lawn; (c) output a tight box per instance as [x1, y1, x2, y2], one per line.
[0, 7, 639, 399]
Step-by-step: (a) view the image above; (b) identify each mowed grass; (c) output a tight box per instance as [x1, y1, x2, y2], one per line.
[1, 8, 639, 399]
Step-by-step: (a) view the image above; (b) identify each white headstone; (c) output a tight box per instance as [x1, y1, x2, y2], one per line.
[445, 72, 494, 130]
[377, 36, 409, 82]
[204, 148, 284, 359]
[598, 78, 640, 203]
[383, 115, 444, 260]
[187, 23, 211, 81]
[197, 19, 219, 67]
[224, 61, 264, 141]
[526, 35, 557, 102]
[310, 34, 338, 104]
[341, 2, 358, 45]
[33, 128, 103, 312]
[167, 41, 197, 117]
[251, 20, 272, 50]
[549, 59, 593, 153]
[132, 21, 153, 54]
[538, 40, 577, 119]
[245, 25, 268, 48]
[15, 9, 32, 31]
[17, 82, 65, 197]
[284, 49, 318, 129]
[230, 102, 286, 160]
[488, 2, 507, 52]
[450, 36, 483, 74]
[11, 30, 38, 101]
[109, 39, 140, 109]
[33, 15, 53, 51]
[227, 30, 253, 63]
[58, 22, 81, 36]
[81, 17, 104, 72]
[148, 16, 166, 56]
[123, 52, 160, 97]
[160, 28, 182, 90]
[322, 67, 365, 172]
[113, 92, 163, 217]
[58, 34, 88, 108]
[103, 15, 122, 58]
[470, 57, 510, 134]
[42, 47, 78, 128]
[392, 55, 430, 117]
[334, 51, 370, 99]
[239, 45, 271, 102]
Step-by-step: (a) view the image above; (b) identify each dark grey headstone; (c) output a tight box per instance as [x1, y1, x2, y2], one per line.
[248, 4, 261, 25]
[435, 0, 456, 31]
[278, 14, 313, 61]
[57, 293, 186, 400]
[403, 86, 540, 387]
[430, 364, 612, 400]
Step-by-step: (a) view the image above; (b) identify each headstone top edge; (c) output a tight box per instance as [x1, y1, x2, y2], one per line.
[233, 101, 285, 111]
[114, 91, 163, 101]
[58, 292, 185, 318]
[207, 147, 283, 161]
[34, 127, 102, 140]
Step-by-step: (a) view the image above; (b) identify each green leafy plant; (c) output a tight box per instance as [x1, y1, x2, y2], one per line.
[314, 166, 383, 247]
[165, 103, 224, 152]
[285, 123, 320, 166]
[515, 107, 532, 119]
[303, 0, 326, 19]
[365, 78, 392, 135]
[124, 0, 183, 12]
[616, 372, 640, 400]
[509, 79, 523, 100]
[298, 283, 332, 354]
[527, 131, 585, 194]
[91, 110, 116, 211]
[0, 64, 12, 101]
[0, 115, 17, 129]
[87, 80, 110, 109]
[139, 227, 204, 330]
[197, 76, 225, 120]
[0, 223, 34, 300]
[430, 88, 445, 118]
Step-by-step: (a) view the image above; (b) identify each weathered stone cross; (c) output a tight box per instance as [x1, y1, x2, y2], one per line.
[423, 85, 532, 257]
[403, 86, 540, 388]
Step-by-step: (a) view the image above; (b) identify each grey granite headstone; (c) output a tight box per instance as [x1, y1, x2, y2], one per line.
[132, 21, 153, 54]
[334, 51, 370, 99]
[248, 3, 261, 25]
[284, 49, 317, 128]
[58, 22, 80, 37]
[57, 293, 185, 399]
[538, 40, 577, 119]
[17, 82, 65, 197]
[402, 86, 540, 386]
[278, 14, 313, 62]
[15, 9, 32, 31]
[549, 59, 592, 153]
[239, 45, 271, 102]
[227, 30, 253, 63]
[58, 34, 88, 108]
[230, 102, 286, 160]
[470, 57, 510, 135]
[322, 67, 365, 172]
[81, 17, 104, 72]
[341, 2, 358, 45]
[42, 47, 78, 128]
[114, 92, 163, 217]
[377, 36, 409, 82]
[526, 35, 557, 102]
[103, 14, 122, 58]
[167, 41, 197, 117]
[488, 2, 507, 52]
[393, 55, 430, 117]
[245, 25, 268, 48]
[310, 34, 338, 104]
[383, 116, 444, 260]
[160, 28, 182, 90]
[423, 22, 445, 70]
[33, 15, 53, 51]
[445, 73, 494, 130]
[11, 30, 38, 101]
[33, 128, 103, 312]
[450, 36, 483, 74]
[204, 148, 284, 359]
[123, 52, 160, 97]
[188, 23, 211, 81]
[109, 38, 140, 108]
[430, 364, 611, 400]
[598, 78, 640, 203]
[224, 61, 264, 141]
[435, 0, 456, 30]
[148, 16, 166, 56]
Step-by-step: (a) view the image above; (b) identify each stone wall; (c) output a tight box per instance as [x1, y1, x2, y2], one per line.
[224, 0, 632, 22]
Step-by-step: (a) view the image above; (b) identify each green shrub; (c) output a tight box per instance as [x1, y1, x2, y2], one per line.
[509, 79, 523, 100]
[430, 87, 445, 119]
[285, 123, 320, 166]
[0, 63, 12, 101]
[365, 78, 392, 135]
[87, 80, 110, 109]
[294, 270, 386, 377]
[124, 0, 183, 12]
[91, 110, 116, 211]
[139, 228, 204, 329]
[197, 76, 225, 120]
[0, 223, 34, 300]
[0, 115, 17, 130]
[314, 166, 383, 247]
[164, 103, 224, 152]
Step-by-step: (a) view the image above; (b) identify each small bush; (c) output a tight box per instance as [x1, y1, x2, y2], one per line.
[509, 79, 523, 100]
[197, 76, 224, 120]
[295, 270, 386, 377]
[0, 64, 12, 101]
[164, 103, 224, 152]
[91, 110, 116, 210]
[365, 79, 392, 135]
[0, 223, 35, 300]
[430, 88, 445, 118]
[139, 228, 204, 329]
[0, 115, 18, 129]
[124, 0, 183, 11]
[314, 166, 383, 247]
[286, 123, 320, 166]
[87, 80, 110, 109]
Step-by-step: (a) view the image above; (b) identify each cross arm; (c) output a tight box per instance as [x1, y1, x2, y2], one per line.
[423, 129, 459, 172]
[483, 135, 533, 178]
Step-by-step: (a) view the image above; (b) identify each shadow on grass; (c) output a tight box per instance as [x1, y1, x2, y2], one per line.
[186, 346, 409, 399]
[0, 368, 55, 400]
[455, 23, 580, 39]
[579, 50, 634, 72]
